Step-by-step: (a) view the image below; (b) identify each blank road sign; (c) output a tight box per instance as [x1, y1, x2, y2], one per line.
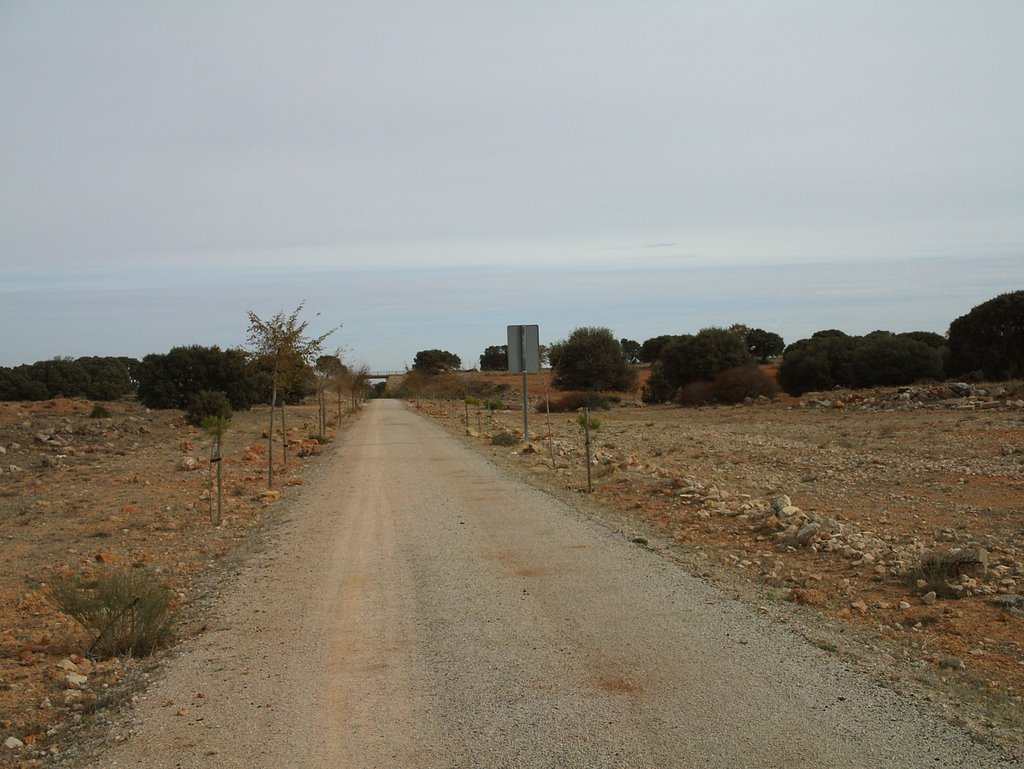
[507, 325, 540, 373]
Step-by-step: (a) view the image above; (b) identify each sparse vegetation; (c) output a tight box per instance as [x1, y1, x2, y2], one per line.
[908, 549, 988, 599]
[47, 568, 179, 658]
[89, 404, 112, 419]
[543, 391, 615, 412]
[577, 412, 602, 430]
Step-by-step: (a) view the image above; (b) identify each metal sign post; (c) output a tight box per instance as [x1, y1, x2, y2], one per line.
[507, 324, 540, 444]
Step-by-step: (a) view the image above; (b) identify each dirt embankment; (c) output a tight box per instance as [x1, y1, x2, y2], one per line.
[418, 381, 1024, 753]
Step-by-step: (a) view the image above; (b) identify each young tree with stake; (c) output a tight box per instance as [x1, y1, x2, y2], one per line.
[247, 303, 339, 489]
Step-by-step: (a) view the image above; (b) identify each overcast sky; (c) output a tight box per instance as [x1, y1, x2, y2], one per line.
[2, 2, 1022, 371]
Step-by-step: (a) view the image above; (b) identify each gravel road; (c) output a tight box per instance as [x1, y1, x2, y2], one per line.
[98, 400, 1018, 768]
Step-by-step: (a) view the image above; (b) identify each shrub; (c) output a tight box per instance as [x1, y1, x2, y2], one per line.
[89, 404, 112, 419]
[185, 390, 232, 427]
[548, 327, 638, 392]
[136, 345, 266, 410]
[711, 365, 779, 404]
[655, 328, 754, 397]
[47, 568, 179, 658]
[412, 349, 462, 373]
[464, 395, 481, 406]
[484, 398, 505, 410]
[543, 392, 613, 412]
[491, 430, 517, 446]
[850, 336, 944, 387]
[577, 412, 602, 430]
[907, 549, 987, 600]
[948, 290, 1024, 381]
[676, 380, 715, 406]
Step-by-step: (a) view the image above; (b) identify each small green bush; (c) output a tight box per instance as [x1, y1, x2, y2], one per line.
[89, 404, 112, 419]
[577, 412, 602, 430]
[47, 568, 179, 658]
[185, 390, 232, 427]
[484, 398, 505, 410]
[464, 395, 481, 406]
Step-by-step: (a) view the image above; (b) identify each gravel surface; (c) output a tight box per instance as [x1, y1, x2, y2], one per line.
[96, 400, 1019, 768]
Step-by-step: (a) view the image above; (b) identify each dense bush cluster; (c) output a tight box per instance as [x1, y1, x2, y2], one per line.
[412, 349, 462, 373]
[778, 331, 946, 395]
[135, 345, 272, 410]
[947, 290, 1024, 381]
[643, 327, 754, 403]
[0, 356, 137, 401]
[548, 327, 638, 392]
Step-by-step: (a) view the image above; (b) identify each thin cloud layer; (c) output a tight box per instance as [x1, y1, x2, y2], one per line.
[1, 2, 1022, 367]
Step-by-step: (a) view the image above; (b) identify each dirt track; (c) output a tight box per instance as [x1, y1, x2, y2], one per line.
[95, 400, 1017, 768]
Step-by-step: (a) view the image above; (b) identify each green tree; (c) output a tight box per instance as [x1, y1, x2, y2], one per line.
[547, 327, 638, 392]
[412, 349, 461, 373]
[247, 303, 339, 488]
[479, 345, 508, 371]
[640, 335, 681, 363]
[77, 357, 134, 400]
[948, 290, 1024, 380]
[649, 327, 753, 400]
[619, 339, 642, 364]
[850, 336, 944, 387]
[184, 390, 232, 427]
[743, 328, 785, 362]
[136, 346, 261, 410]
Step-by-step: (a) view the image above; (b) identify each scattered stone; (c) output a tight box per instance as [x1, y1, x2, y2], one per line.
[65, 673, 88, 689]
[785, 522, 821, 548]
[898, 601, 911, 610]
[921, 591, 937, 605]
[939, 657, 966, 670]
[260, 490, 281, 502]
[3, 737, 23, 750]
[851, 599, 868, 613]
[993, 594, 1024, 610]
[177, 456, 200, 471]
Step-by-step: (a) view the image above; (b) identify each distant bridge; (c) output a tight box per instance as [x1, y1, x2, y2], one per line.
[365, 371, 405, 380]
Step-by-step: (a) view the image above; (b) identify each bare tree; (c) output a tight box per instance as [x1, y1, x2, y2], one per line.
[247, 303, 339, 488]
[349, 364, 371, 410]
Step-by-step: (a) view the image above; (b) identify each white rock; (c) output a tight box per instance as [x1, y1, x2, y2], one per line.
[65, 672, 88, 689]
[3, 737, 24, 750]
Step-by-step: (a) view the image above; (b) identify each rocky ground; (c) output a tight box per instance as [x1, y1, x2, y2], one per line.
[2, 381, 1022, 764]
[0, 397, 346, 768]
[419, 377, 1024, 757]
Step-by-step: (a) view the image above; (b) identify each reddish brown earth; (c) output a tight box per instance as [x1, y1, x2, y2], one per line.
[2, 378, 1022, 763]
[419, 374, 1024, 753]
[0, 397, 345, 768]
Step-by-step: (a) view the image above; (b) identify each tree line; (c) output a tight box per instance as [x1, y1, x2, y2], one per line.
[449, 289, 1023, 403]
